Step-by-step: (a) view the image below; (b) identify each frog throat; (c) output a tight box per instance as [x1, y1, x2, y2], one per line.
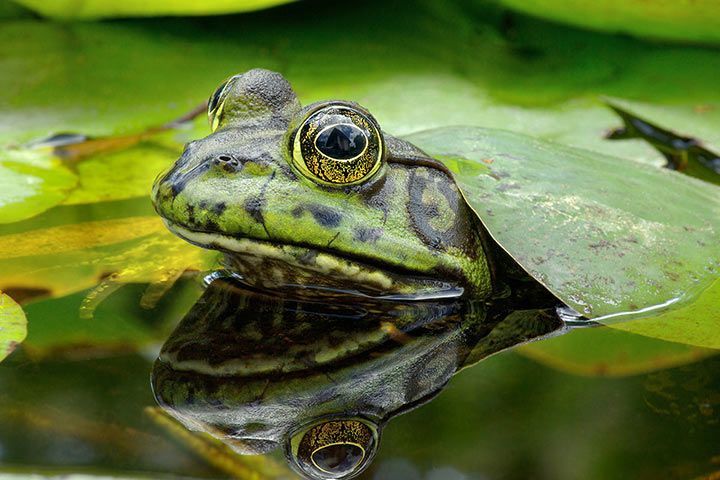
[166, 221, 466, 300]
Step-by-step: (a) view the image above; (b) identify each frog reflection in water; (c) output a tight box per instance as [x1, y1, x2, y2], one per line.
[152, 278, 564, 479]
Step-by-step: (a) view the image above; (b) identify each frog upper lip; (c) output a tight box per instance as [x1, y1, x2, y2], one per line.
[163, 218, 422, 277]
[162, 219, 464, 300]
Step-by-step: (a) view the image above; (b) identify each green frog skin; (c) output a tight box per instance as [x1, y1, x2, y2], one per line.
[151, 69, 493, 299]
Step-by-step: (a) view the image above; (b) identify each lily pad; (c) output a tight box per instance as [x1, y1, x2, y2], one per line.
[9, 0, 295, 20]
[0, 291, 26, 362]
[609, 278, 720, 350]
[0, 148, 76, 223]
[0, 198, 216, 306]
[499, 0, 720, 45]
[407, 126, 720, 347]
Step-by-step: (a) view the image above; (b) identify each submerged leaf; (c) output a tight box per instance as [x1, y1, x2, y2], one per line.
[0, 291, 26, 362]
[520, 327, 717, 377]
[610, 278, 720, 350]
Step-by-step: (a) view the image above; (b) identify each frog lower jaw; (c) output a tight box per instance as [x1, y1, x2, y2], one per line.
[167, 222, 464, 300]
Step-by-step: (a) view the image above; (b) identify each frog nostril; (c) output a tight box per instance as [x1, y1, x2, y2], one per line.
[213, 154, 242, 172]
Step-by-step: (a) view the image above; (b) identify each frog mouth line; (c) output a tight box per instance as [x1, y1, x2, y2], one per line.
[165, 221, 464, 300]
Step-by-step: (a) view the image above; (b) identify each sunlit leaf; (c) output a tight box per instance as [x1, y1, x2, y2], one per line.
[499, 0, 720, 45]
[407, 127, 720, 347]
[0, 207, 217, 306]
[9, 0, 295, 20]
[0, 291, 26, 362]
[0, 148, 76, 223]
[610, 278, 720, 350]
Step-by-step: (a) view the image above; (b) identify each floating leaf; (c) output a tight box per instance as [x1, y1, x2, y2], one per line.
[0, 148, 76, 223]
[2, 3, 720, 165]
[610, 278, 720, 350]
[499, 0, 720, 45]
[0, 200, 217, 306]
[407, 126, 720, 347]
[9, 0, 295, 20]
[0, 291, 26, 362]
[2, 8, 719, 223]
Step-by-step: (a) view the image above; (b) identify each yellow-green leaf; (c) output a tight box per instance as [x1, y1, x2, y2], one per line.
[0, 210, 216, 304]
[609, 278, 720, 350]
[0, 291, 27, 362]
[520, 327, 717, 377]
[10, 0, 295, 20]
[500, 0, 720, 45]
[0, 148, 76, 224]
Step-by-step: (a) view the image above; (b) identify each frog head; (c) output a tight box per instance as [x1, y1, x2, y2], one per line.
[151, 69, 491, 298]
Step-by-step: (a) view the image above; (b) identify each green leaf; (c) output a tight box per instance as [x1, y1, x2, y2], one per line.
[499, 0, 720, 45]
[609, 278, 720, 350]
[0, 291, 27, 362]
[0, 148, 76, 223]
[0, 199, 216, 306]
[9, 0, 295, 20]
[407, 126, 720, 347]
[519, 327, 717, 377]
[61, 132, 189, 205]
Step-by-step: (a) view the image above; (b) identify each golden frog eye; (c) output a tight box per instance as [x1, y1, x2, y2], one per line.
[287, 418, 379, 479]
[292, 104, 385, 186]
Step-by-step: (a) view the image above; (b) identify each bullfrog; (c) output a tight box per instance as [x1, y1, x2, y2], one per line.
[151, 68, 497, 301]
[151, 68, 720, 334]
[152, 278, 563, 480]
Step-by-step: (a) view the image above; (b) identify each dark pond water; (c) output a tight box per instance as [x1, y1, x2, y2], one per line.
[1, 272, 718, 480]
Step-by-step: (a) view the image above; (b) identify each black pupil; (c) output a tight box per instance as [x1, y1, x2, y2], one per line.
[311, 443, 363, 475]
[316, 124, 367, 160]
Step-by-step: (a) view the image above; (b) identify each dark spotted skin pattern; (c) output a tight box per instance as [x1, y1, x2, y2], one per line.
[152, 69, 493, 297]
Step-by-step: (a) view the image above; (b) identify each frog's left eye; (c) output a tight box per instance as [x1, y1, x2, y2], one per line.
[292, 104, 385, 186]
[286, 418, 379, 480]
[207, 75, 237, 132]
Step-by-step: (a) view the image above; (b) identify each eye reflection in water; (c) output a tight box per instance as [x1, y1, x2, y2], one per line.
[151, 276, 566, 479]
